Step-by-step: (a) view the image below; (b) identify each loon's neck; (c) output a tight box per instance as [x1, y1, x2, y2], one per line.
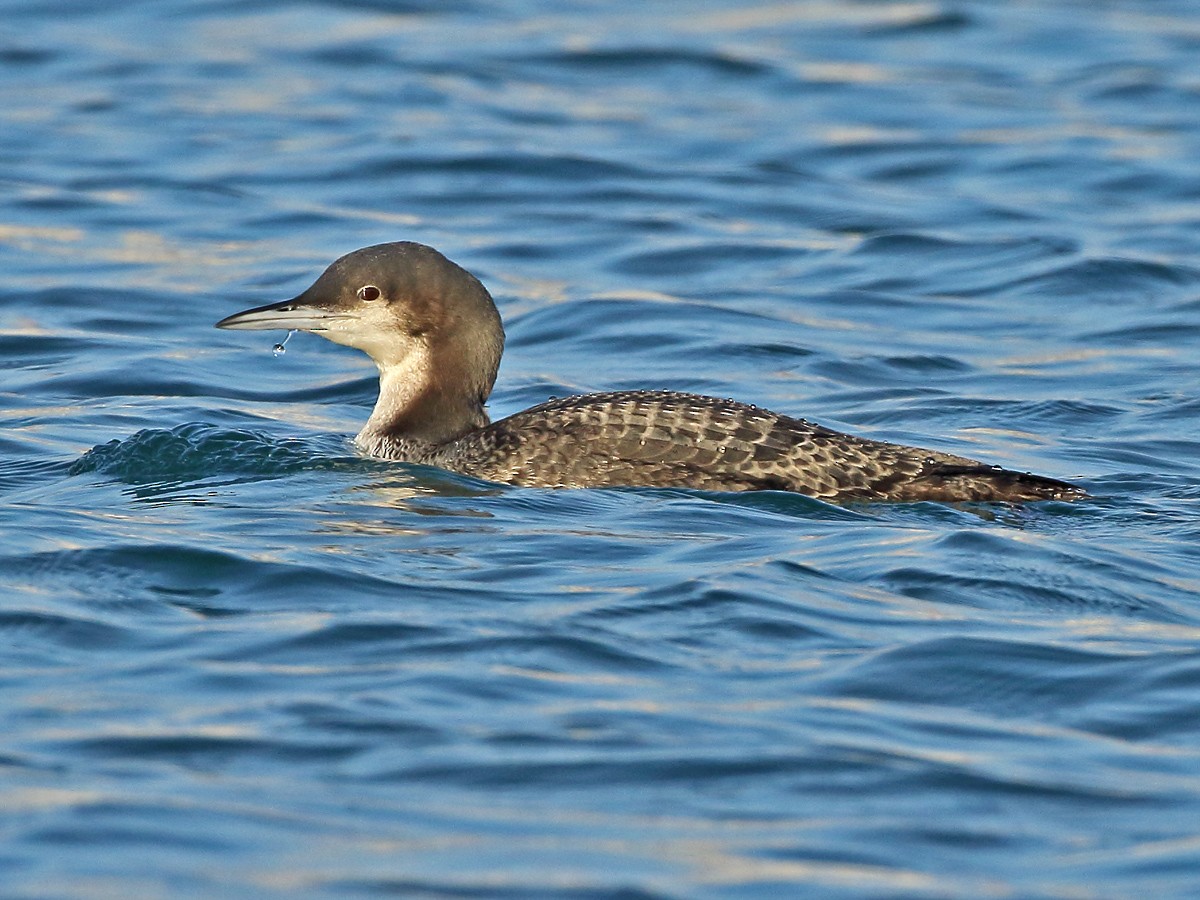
[355, 351, 490, 459]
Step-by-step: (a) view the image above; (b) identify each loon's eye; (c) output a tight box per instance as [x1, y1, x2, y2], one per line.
[358, 285, 381, 302]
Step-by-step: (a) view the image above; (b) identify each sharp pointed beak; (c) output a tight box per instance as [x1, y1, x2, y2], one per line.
[215, 297, 351, 332]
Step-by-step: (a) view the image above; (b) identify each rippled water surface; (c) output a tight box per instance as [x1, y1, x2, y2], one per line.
[5, 1, 1200, 896]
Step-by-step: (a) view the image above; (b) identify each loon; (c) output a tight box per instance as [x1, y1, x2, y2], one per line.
[216, 242, 1083, 503]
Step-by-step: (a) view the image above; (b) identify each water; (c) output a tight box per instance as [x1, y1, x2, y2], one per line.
[4, 0, 1200, 896]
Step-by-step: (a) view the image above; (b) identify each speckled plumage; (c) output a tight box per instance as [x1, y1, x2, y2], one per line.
[218, 242, 1084, 504]
[377, 390, 1080, 502]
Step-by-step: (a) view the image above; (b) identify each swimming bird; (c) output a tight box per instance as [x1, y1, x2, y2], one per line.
[216, 242, 1083, 503]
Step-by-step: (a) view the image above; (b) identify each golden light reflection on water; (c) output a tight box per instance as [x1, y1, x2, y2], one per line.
[0, 202, 420, 294]
[0, 219, 266, 292]
[686, 2, 949, 32]
[242, 794, 1001, 897]
[0, 223, 85, 245]
[0, 787, 106, 812]
[994, 345, 1184, 376]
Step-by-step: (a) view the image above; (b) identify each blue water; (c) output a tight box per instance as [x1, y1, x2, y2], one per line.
[4, 0, 1200, 896]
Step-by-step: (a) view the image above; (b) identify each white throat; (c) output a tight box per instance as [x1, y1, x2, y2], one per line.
[356, 345, 435, 446]
[353, 339, 489, 458]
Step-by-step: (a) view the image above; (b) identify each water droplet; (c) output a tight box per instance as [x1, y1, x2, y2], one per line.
[272, 330, 296, 357]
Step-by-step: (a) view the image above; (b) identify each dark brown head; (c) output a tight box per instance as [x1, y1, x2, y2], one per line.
[217, 242, 505, 409]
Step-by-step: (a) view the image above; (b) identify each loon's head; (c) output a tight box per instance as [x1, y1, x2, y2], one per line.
[218, 242, 506, 446]
[218, 241, 504, 410]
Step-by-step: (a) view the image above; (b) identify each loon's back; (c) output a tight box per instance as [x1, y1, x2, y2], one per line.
[431, 391, 1083, 503]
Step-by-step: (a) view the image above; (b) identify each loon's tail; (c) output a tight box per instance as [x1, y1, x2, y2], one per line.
[896, 464, 1086, 503]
